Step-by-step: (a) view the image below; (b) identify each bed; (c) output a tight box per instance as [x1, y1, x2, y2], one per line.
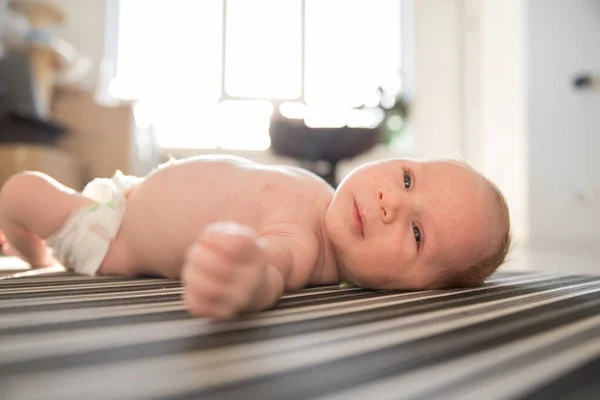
[0, 262, 599, 400]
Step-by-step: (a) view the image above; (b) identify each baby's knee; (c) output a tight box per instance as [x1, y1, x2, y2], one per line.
[0, 172, 44, 211]
[1, 171, 81, 210]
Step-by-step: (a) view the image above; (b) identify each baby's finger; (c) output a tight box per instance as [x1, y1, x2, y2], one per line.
[183, 291, 211, 318]
[181, 270, 227, 317]
[183, 268, 229, 303]
[184, 244, 234, 283]
[209, 304, 238, 321]
[183, 284, 238, 320]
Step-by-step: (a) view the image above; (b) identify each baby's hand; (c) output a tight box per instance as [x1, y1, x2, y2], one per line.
[181, 222, 268, 320]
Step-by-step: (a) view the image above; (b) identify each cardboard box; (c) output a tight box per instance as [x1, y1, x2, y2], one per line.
[51, 86, 162, 183]
[0, 144, 82, 190]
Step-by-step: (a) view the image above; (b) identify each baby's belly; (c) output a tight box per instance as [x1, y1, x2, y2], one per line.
[115, 164, 265, 277]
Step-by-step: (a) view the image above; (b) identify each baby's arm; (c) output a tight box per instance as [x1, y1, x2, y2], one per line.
[181, 222, 302, 320]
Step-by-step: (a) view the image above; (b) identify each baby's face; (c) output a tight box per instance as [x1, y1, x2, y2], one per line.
[325, 158, 497, 290]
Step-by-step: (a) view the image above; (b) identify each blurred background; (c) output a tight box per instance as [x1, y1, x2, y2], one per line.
[0, 0, 599, 274]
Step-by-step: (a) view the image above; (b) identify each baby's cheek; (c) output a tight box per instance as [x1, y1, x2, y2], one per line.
[377, 244, 411, 273]
[387, 245, 423, 287]
[363, 241, 402, 264]
[388, 241, 412, 265]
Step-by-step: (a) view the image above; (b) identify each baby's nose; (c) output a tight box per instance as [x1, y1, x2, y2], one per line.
[377, 187, 405, 224]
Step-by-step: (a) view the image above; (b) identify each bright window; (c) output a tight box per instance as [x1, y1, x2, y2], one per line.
[113, 0, 401, 149]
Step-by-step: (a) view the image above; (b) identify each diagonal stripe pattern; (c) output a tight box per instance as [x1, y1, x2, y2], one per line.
[0, 270, 598, 400]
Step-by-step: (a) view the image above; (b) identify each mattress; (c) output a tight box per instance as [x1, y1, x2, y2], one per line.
[0, 268, 599, 400]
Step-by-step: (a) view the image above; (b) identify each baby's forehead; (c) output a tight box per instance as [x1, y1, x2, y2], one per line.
[430, 170, 497, 260]
[421, 158, 477, 173]
[422, 160, 490, 196]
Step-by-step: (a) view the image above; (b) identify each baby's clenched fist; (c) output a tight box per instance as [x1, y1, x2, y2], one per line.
[181, 221, 268, 320]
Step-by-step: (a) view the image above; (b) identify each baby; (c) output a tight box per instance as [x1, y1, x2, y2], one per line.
[0, 155, 511, 319]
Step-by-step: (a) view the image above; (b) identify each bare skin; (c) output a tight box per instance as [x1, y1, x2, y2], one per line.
[0, 155, 500, 320]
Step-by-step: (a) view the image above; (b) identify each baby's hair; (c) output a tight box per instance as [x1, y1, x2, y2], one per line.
[433, 161, 512, 289]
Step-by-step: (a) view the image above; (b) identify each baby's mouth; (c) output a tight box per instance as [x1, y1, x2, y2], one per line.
[352, 199, 364, 238]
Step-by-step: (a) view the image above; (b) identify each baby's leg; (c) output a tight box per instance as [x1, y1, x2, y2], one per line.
[0, 172, 95, 267]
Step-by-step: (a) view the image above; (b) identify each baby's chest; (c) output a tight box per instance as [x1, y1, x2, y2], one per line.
[254, 182, 323, 220]
[170, 182, 318, 232]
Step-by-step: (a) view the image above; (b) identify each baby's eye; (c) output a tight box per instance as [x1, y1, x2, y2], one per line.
[413, 226, 421, 245]
[404, 173, 411, 190]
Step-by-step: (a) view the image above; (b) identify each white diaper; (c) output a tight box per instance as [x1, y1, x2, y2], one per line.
[45, 171, 142, 276]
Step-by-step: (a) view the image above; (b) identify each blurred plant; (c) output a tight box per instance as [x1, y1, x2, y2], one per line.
[357, 69, 412, 144]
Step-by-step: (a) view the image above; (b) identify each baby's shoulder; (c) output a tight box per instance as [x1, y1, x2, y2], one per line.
[271, 165, 334, 193]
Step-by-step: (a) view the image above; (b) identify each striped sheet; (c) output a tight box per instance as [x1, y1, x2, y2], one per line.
[0, 270, 598, 400]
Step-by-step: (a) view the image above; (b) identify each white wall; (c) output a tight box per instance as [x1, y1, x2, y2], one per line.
[526, 0, 600, 247]
[442, 0, 600, 249]
[476, 0, 529, 244]
[412, 0, 464, 160]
